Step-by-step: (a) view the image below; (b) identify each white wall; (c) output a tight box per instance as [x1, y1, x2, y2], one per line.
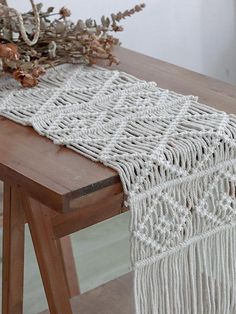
[8, 0, 236, 85]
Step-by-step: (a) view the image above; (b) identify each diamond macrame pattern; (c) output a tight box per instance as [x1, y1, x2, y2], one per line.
[133, 166, 236, 258]
[1, 64, 236, 264]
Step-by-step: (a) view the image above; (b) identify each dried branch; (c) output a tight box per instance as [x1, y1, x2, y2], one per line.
[0, 2, 146, 87]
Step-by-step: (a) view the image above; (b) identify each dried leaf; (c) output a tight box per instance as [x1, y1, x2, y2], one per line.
[2, 27, 12, 41]
[36, 3, 43, 13]
[75, 19, 86, 32]
[0, 43, 19, 60]
[53, 20, 66, 34]
[12, 69, 25, 81]
[85, 18, 94, 28]
[21, 73, 38, 87]
[47, 7, 55, 14]
[32, 65, 46, 77]
[101, 16, 110, 28]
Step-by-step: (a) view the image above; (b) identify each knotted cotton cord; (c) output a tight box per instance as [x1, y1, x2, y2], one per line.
[1, 64, 236, 313]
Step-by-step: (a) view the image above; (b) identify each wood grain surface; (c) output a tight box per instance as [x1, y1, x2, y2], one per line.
[0, 181, 3, 226]
[2, 184, 25, 314]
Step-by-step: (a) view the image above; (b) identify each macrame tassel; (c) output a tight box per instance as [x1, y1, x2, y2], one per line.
[134, 225, 236, 314]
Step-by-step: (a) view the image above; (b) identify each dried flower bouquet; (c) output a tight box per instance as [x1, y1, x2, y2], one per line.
[0, 0, 145, 87]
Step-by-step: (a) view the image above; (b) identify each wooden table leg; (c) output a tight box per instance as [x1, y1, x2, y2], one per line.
[23, 195, 73, 314]
[56, 236, 80, 298]
[2, 183, 25, 314]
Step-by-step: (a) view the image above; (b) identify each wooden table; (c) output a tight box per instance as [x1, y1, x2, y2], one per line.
[1, 47, 236, 314]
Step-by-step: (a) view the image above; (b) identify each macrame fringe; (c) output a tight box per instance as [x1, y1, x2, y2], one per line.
[134, 225, 236, 314]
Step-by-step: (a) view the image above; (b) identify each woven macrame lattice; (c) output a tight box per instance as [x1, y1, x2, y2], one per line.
[1, 64, 236, 314]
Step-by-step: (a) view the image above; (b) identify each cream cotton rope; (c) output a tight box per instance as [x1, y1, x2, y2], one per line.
[1, 64, 236, 314]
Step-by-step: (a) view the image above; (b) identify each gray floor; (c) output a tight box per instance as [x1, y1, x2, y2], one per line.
[0, 187, 131, 314]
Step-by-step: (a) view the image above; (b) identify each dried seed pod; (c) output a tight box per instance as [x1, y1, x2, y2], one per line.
[59, 6, 71, 18]
[112, 25, 124, 32]
[135, 5, 142, 12]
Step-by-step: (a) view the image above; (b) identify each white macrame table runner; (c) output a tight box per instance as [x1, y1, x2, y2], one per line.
[1, 64, 236, 314]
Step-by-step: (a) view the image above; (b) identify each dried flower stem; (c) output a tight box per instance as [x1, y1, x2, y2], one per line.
[0, 2, 146, 87]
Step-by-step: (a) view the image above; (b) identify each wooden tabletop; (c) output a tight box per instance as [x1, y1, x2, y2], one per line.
[1, 47, 236, 212]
